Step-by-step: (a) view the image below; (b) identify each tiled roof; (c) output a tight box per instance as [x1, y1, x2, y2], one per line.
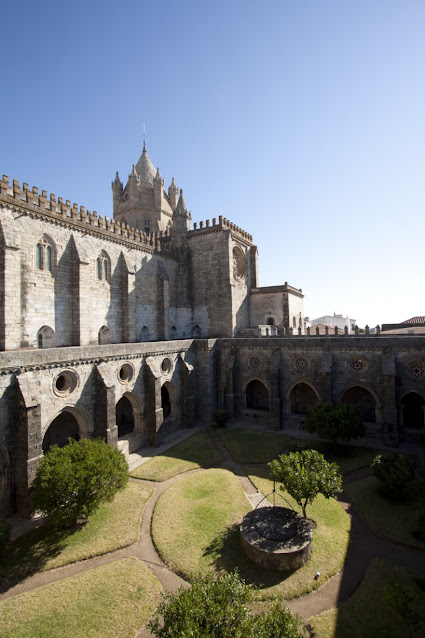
[402, 317, 425, 324]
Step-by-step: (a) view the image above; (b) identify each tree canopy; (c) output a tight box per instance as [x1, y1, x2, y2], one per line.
[269, 449, 342, 518]
[32, 438, 128, 526]
[148, 571, 306, 637]
[371, 453, 417, 499]
[304, 402, 365, 446]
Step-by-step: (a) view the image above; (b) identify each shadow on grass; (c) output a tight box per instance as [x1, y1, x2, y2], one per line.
[0, 522, 79, 593]
[201, 522, 295, 591]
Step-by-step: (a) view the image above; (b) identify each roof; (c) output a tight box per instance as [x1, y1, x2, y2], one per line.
[402, 317, 425, 325]
[135, 143, 156, 186]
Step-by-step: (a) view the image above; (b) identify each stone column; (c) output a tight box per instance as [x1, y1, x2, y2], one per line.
[15, 375, 43, 516]
[95, 363, 118, 446]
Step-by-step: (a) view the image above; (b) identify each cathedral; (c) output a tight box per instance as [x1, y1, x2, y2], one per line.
[0, 144, 424, 517]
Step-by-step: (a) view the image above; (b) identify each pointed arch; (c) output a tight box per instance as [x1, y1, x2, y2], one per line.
[401, 392, 425, 428]
[98, 325, 111, 345]
[341, 384, 379, 423]
[37, 325, 55, 349]
[245, 379, 269, 411]
[289, 382, 319, 415]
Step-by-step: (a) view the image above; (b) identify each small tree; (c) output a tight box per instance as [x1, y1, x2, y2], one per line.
[269, 449, 342, 518]
[32, 438, 128, 527]
[305, 402, 365, 447]
[384, 581, 422, 638]
[371, 453, 416, 499]
[148, 571, 305, 637]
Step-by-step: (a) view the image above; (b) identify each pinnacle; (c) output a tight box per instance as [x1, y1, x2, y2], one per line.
[135, 144, 156, 186]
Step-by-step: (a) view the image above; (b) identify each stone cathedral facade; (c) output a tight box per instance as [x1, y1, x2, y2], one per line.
[0, 144, 424, 517]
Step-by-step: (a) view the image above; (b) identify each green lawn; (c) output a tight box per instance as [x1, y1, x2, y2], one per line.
[130, 431, 223, 481]
[309, 558, 425, 638]
[344, 475, 425, 548]
[1, 482, 153, 581]
[216, 428, 382, 474]
[0, 558, 162, 638]
[152, 467, 350, 600]
[216, 428, 294, 464]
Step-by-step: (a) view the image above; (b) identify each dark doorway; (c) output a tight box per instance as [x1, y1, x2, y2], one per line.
[42, 412, 80, 454]
[116, 396, 135, 437]
[246, 380, 269, 411]
[290, 383, 318, 415]
[402, 393, 425, 428]
[161, 385, 171, 418]
[342, 386, 376, 422]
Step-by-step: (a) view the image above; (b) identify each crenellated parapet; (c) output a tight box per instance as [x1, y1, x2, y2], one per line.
[190, 215, 253, 244]
[0, 175, 170, 254]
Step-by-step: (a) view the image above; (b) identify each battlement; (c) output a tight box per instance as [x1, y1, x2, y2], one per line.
[0, 175, 170, 254]
[190, 215, 252, 243]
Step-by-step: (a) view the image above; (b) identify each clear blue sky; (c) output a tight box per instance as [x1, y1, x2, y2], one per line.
[2, 0, 424, 328]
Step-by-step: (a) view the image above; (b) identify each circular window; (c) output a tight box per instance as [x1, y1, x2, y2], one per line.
[233, 247, 245, 281]
[118, 363, 134, 383]
[249, 355, 261, 370]
[294, 357, 308, 373]
[407, 361, 425, 379]
[53, 369, 78, 396]
[348, 358, 367, 373]
[161, 358, 172, 374]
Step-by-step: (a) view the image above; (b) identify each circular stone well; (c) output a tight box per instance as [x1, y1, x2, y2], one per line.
[240, 507, 313, 571]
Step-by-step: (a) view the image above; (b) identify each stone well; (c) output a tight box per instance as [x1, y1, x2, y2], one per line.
[240, 506, 313, 571]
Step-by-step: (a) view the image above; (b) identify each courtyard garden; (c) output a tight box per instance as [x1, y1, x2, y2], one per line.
[1, 425, 425, 637]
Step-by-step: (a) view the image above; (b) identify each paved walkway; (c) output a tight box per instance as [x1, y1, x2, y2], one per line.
[3, 423, 425, 637]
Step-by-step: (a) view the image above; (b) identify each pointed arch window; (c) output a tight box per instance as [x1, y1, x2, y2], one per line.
[35, 236, 56, 272]
[96, 251, 110, 281]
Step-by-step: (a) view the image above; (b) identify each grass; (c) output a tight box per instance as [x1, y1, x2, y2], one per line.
[309, 558, 425, 638]
[152, 467, 350, 600]
[1, 482, 154, 583]
[130, 431, 223, 481]
[0, 558, 162, 638]
[216, 428, 294, 464]
[344, 475, 425, 548]
[216, 427, 382, 474]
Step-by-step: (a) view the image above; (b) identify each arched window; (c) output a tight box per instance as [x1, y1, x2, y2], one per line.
[46, 245, 52, 271]
[36, 243, 42, 269]
[141, 326, 150, 341]
[290, 383, 319, 415]
[35, 236, 55, 272]
[342, 386, 376, 423]
[266, 317, 274, 326]
[402, 393, 425, 428]
[37, 326, 55, 349]
[116, 396, 135, 437]
[293, 316, 296, 328]
[96, 258, 102, 280]
[246, 380, 269, 411]
[98, 326, 111, 345]
[161, 385, 172, 418]
[96, 251, 110, 281]
[42, 411, 80, 454]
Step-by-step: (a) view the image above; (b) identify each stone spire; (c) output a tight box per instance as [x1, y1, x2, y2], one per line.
[175, 189, 189, 217]
[135, 142, 156, 186]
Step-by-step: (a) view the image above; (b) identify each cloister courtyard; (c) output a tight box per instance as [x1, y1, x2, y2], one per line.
[1, 422, 425, 638]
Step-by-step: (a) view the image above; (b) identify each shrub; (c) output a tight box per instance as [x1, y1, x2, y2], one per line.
[269, 449, 342, 518]
[0, 518, 11, 557]
[32, 438, 128, 527]
[148, 571, 305, 637]
[305, 402, 365, 447]
[213, 409, 227, 427]
[371, 453, 416, 499]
